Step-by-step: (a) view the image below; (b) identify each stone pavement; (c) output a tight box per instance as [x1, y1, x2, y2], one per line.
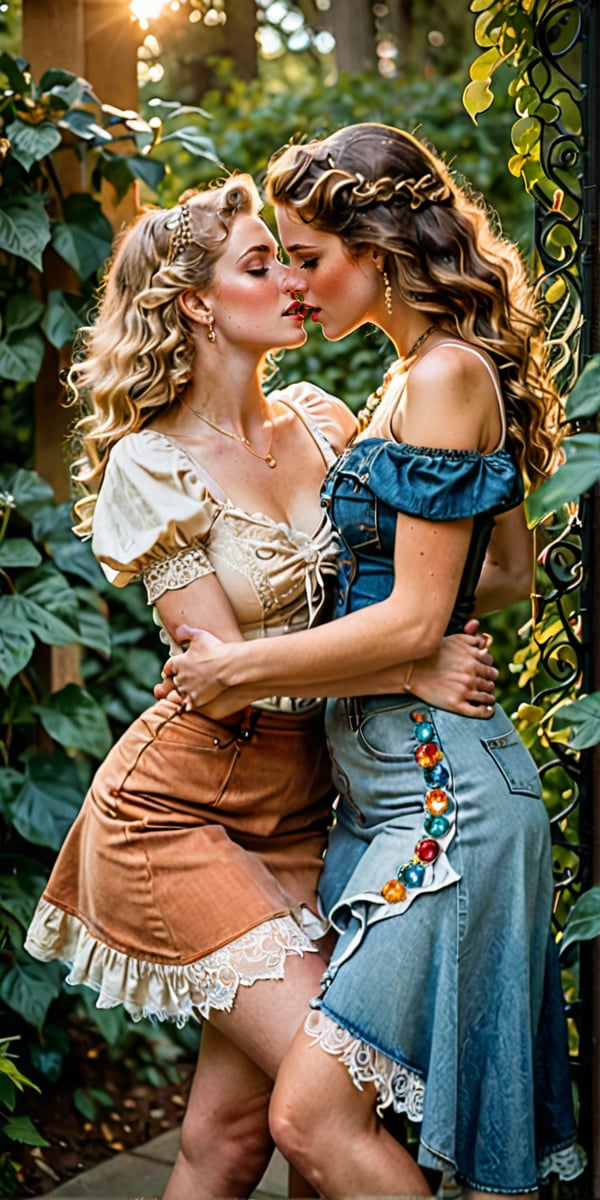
[40, 1129, 288, 1199]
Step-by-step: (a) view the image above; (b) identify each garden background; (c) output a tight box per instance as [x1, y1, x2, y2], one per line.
[0, 1, 598, 1196]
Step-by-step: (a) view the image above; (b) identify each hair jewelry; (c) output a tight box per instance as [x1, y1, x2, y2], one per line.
[165, 204, 194, 263]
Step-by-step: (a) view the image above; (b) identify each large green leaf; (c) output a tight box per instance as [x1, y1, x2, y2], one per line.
[101, 152, 165, 201]
[2, 467, 54, 519]
[565, 355, 600, 420]
[553, 692, 600, 749]
[0, 51, 30, 93]
[58, 107, 113, 142]
[561, 886, 600, 953]
[1, 593, 77, 649]
[72, 597, 111, 657]
[5, 292, 45, 333]
[0, 957, 64, 1028]
[0, 537, 42, 568]
[0, 193, 51, 269]
[0, 327, 45, 382]
[525, 433, 600, 526]
[0, 870, 47, 933]
[51, 205, 113, 280]
[37, 67, 78, 93]
[5, 117, 62, 171]
[41, 290, 82, 349]
[10, 752, 85, 849]
[0, 612, 35, 686]
[32, 684, 112, 758]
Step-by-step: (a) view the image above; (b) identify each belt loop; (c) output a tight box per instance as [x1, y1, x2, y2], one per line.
[344, 697, 361, 732]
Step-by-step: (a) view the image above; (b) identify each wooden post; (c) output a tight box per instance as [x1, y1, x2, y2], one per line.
[21, 0, 139, 687]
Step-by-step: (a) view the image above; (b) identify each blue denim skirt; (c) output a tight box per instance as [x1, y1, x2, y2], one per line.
[314, 696, 579, 1193]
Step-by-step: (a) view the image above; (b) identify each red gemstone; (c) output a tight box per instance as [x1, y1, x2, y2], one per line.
[415, 742, 443, 768]
[415, 838, 440, 863]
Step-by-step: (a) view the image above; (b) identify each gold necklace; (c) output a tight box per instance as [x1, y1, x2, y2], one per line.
[180, 397, 277, 468]
[357, 324, 438, 432]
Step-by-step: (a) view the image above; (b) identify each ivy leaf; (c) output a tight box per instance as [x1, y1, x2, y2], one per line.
[2, 1115, 50, 1146]
[560, 886, 600, 953]
[5, 117, 62, 171]
[51, 193, 113, 280]
[9, 752, 84, 850]
[525, 433, 600, 525]
[41, 290, 82, 349]
[101, 152, 165, 201]
[0, 328, 45, 383]
[0, 193, 51, 269]
[0, 537, 42, 568]
[553, 692, 600, 749]
[0, 51, 30, 94]
[462, 78, 495, 123]
[0, 1074, 16, 1112]
[2, 466, 55, 519]
[32, 684, 112, 758]
[0, 606, 35, 686]
[565, 355, 600, 420]
[5, 292, 45, 333]
[0, 956, 64, 1028]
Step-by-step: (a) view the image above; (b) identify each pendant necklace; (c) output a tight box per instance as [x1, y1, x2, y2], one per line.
[180, 397, 277, 468]
[356, 324, 438, 432]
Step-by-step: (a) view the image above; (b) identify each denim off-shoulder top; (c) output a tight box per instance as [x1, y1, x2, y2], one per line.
[320, 437, 524, 634]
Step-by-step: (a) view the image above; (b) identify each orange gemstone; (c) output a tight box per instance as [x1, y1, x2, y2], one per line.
[415, 742, 443, 768]
[411, 710, 427, 723]
[381, 879, 407, 903]
[425, 788, 449, 815]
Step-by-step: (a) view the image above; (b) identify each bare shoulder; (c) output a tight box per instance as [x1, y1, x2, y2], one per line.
[278, 380, 357, 453]
[402, 342, 501, 452]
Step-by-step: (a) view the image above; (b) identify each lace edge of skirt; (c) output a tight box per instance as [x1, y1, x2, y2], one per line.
[25, 900, 322, 1027]
[304, 1009, 587, 1189]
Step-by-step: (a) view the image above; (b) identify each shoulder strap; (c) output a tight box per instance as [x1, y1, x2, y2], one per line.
[276, 391, 339, 468]
[433, 342, 507, 450]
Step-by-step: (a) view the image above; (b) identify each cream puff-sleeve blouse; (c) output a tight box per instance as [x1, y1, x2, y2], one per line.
[91, 383, 344, 647]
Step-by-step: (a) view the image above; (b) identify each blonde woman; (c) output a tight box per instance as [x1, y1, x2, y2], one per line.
[25, 174, 499, 1200]
[161, 130, 586, 1197]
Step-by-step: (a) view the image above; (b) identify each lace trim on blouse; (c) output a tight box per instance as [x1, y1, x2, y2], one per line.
[142, 543, 213, 604]
[305, 1010, 587, 1188]
[26, 900, 323, 1028]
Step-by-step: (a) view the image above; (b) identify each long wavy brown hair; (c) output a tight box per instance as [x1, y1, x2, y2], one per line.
[265, 123, 561, 490]
[69, 175, 261, 535]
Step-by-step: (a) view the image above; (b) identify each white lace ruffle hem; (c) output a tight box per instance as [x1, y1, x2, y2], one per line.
[304, 1009, 587, 1189]
[25, 901, 323, 1027]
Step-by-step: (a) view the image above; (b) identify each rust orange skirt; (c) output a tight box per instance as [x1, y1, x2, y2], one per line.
[25, 698, 335, 1022]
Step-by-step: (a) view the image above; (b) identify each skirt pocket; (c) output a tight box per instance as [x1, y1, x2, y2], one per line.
[357, 701, 416, 764]
[481, 727, 541, 798]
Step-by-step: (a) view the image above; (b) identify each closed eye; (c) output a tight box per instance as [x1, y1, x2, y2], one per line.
[247, 267, 269, 275]
[300, 258, 318, 270]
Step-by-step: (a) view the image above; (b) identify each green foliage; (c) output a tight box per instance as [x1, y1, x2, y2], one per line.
[0, 1036, 47, 1196]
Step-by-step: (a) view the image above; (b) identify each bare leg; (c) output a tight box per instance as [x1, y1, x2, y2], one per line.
[269, 1024, 434, 1198]
[165, 950, 326, 1200]
[164, 1023, 273, 1200]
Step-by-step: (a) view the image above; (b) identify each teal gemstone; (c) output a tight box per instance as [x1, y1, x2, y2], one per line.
[424, 814, 451, 837]
[404, 862, 425, 888]
[414, 721, 434, 743]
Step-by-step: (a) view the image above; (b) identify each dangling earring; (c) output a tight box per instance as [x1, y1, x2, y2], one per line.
[207, 317, 216, 343]
[382, 270, 393, 316]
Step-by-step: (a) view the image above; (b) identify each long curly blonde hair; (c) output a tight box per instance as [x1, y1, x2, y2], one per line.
[70, 175, 261, 535]
[265, 124, 560, 490]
